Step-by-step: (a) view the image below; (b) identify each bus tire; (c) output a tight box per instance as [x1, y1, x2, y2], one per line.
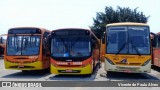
[106, 71, 112, 76]
[92, 60, 95, 73]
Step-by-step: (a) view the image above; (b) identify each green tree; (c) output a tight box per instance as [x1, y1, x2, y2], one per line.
[90, 6, 150, 39]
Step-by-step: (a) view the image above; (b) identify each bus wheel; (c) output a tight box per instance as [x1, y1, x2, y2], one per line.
[106, 71, 112, 76]
[92, 61, 95, 72]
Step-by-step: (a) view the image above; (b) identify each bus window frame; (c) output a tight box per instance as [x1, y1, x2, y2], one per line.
[106, 25, 151, 55]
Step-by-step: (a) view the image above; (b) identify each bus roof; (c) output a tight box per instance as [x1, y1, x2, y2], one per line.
[9, 27, 51, 33]
[52, 28, 96, 36]
[52, 28, 90, 32]
[106, 22, 149, 27]
[52, 28, 90, 36]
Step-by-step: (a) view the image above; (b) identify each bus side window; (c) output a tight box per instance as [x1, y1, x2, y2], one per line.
[47, 34, 51, 49]
[43, 32, 49, 48]
[92, 39, 96, 49]
[157, 36, 160, 48]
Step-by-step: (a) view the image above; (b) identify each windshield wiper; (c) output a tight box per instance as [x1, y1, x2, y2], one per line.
[116, 41, 128, 55]
[130, 40, 141, 56]
[22, 37, 28, 50]
[116, 40, 141, 56]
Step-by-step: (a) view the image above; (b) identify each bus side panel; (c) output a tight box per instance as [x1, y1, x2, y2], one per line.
[42, 45, 50, 69]
[153, 48, 160, 67]
[42, 52, 50, 69]
[42, 31, 50, 69]
[92, 48, 100, 67]
[100, 44, 105, 62]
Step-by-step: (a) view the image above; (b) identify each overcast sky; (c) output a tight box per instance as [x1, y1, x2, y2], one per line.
[0, 0, 159, 35]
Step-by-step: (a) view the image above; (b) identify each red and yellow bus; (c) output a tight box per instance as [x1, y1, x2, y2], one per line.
[151, 32, 160, 67]
[103, 22, 151, 73]
[49, 28, 100, 74]
[4, 27, 51, 71]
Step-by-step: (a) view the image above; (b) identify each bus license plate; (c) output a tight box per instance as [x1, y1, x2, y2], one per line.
[66, 69, 73, 72]
[123, 70, 132, 73]
[18, 65, 24, 68]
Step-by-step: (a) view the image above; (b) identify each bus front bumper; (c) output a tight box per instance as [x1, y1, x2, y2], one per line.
[4, 60, 44, 70]
[104, 60, 151, 73]
[50, 64, 93, 75]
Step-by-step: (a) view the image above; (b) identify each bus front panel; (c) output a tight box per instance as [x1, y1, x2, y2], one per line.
[4, 28, 44, 70]
[50, 29, 97, 74]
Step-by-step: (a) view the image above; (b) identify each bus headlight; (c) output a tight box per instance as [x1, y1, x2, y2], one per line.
[106, 58, 115, 65]
[142, 59, 151, 66]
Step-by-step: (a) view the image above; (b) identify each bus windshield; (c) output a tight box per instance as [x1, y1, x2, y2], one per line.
[7, 35, 41, 55]
[107, 26, 150, 55]
[51, 36, 91, 58]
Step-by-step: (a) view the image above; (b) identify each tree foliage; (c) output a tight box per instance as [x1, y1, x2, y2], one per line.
[90, 6, 150, 38]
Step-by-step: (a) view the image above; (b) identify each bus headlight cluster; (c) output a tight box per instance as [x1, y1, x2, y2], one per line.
[142, 59, 151, 66]
[106, 58, 115, 65]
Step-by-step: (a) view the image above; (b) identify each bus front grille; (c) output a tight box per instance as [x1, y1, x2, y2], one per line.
[58, 70, 81, 73]
[116, 66, 140, 71]
[115, 62, 141, 66]
[9, 66, 35, 68]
